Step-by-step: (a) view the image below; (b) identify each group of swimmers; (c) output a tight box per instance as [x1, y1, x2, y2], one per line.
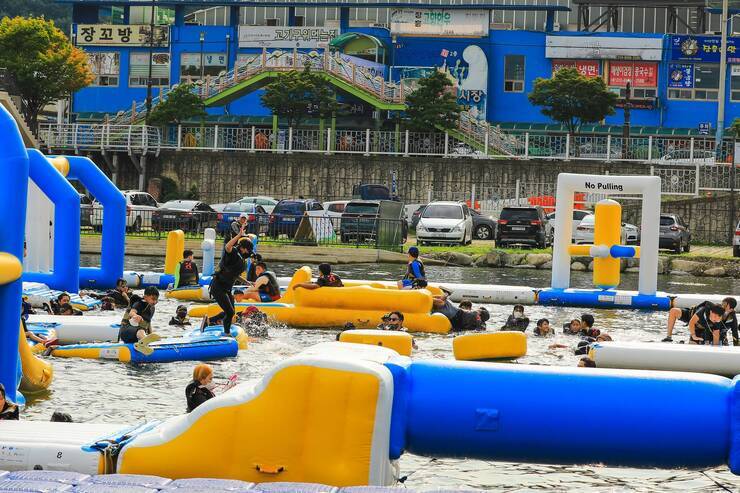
[662, 297, 738, 346]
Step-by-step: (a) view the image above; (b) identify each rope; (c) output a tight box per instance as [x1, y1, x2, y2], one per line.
[699, 470, 733, 493]
[397, 457, 438, 485]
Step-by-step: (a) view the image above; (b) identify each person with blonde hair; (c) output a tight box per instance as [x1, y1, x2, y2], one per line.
[185, 364, 215, 412]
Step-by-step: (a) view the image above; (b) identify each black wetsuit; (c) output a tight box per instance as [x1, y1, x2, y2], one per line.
[501, 315, 530, 332]
[209, 246, 245, 335]
[185, 380, 215, 412]
[316, 273, 343, 287]
[723, 311, 738, 346]
[0, 402, 19, 420]
[169, 316, 191, 327]
[175, 260, 199, 288]
[693, 306, 726, 345]
[118, 300, 155, 343]
[105, 289, 130, 308]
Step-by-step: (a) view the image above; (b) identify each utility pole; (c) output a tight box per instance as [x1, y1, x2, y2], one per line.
[200, 32, 206, 80]
[145, 0, 156, 122]
[622, 80, 631, 160]
[715, 0, 729, 159]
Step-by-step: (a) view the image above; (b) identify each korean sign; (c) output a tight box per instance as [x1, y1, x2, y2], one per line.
[667, 63, 694, 88]
[77, 24, 169, 47]
[390, 9, 489, 37]
[238, 26, 338, 49]
[552, 59, 600, 78]
[608, 61, 658, 87]
[670, 35, 740, 63]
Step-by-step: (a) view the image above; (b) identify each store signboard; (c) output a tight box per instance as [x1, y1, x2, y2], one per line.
[546, 36, 662, 61]
[238, 26, 338, 48]
[667, 63, 694, 88]
[76, 24, 169, 47]
[390, 9, 489, 37]
[552, 59, 600, 78]
[670, 35, 740, 63]
[608, 61, 658, 87]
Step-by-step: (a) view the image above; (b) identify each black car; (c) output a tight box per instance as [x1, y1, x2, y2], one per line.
[470, 209, 496, 240]
[341, 201, 380, 243]
[80, 194, 93, 228]
[496, 206, 550, 248]
[152, 200, 218, 233]
[268, 199, 324, 239]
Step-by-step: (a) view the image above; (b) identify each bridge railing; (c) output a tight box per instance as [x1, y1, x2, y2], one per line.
[38, 123, 161, 154]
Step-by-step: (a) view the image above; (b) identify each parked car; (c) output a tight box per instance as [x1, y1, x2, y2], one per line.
[341, 201, 381, 243]
[470, 209, 496, 240]
[324, 200, 350, 219]
[152, 200, 218, 233]
[80, 194, 93, 228]
[496, 206, 551, 248]
[352, 184, 399, 201]
[215, 202, 268, 236]
[623, 222, 640, 245]
[573, 215, 629, 245]
[268, 199, 324, 239]
[659, 214, 691, 253]
[410, 204, 426, 229]
[416, 201, 474, 246]
[546, 209, 592, 241]
[91, 190, 159, 232]
[211, 196, 279, 214]
[404, 203, 426, 227]
[734, 219, 740, 257]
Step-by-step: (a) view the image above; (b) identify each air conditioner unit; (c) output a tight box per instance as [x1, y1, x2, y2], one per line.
[490, 22, 513, 30]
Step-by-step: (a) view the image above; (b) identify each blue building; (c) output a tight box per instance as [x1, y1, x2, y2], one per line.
[63, 0, 740, 133]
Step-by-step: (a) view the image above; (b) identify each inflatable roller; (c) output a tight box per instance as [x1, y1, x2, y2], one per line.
[339, 329, 414, 356]
[590, 341, 740, 377]
[453, 331, 527, 361]
[166, 285, 210, 302]
[27, 315, 120, 345]
[51, 336, 238, 363]
[18, 323, 53, 394]
[291, 284, 433, 313]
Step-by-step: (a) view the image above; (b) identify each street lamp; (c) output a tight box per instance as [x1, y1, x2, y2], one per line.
[200, 32, 205, 80]
[715, 0, 730, 159]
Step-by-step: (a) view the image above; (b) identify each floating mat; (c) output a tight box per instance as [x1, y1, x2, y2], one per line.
[71, 486, 158, 493]
[7, 471, 89, 485]
[85, 474, 171, 489]
[0, 479, 73, 491]
[51, 337, 238, 363]
[165, 478, 254, 490]
[251, 483, 338, 492]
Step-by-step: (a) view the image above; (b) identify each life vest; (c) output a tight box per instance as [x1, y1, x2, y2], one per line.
[257, 271, 281, 298]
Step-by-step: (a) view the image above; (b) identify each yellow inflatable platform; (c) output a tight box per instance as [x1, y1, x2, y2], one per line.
[188, 267, 451, 334]
[18, 324, 53, 394]
[453, 331, 527, 361]
[339, 329, 414, 356]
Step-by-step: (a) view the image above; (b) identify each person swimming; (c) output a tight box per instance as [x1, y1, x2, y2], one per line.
[501, 305, 530, 332]
[534, 318, 553, 336]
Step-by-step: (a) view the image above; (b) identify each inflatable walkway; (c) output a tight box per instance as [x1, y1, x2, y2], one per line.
[188, 267, 451, 334]
[2, 342, 737, 487]
[23, 282, 101, 311]
[27, 315, 120, 345]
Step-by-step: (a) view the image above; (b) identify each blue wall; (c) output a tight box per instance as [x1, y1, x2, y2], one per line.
[71, 5, 740, 131]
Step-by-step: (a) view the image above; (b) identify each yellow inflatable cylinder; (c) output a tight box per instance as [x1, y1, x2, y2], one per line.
[593, 199, 621, 290]
[567, 245, 592, 256]
[164, 230, 186, 275]
[0, 252, 22, 285]
[18, 324, 53, 393]
[291, 285, 433, 313]
[453, 331, 527, 361]
[339, 329, 414, 356]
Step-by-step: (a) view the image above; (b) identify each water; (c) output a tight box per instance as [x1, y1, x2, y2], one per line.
[24, 257, 740, 491]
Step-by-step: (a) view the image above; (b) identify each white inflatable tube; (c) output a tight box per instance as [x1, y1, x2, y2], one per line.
[671, 294, 732, 309]
[26, 315, 120, 344]
[0, 421, 126, 473]
[591, 341, 740, 377]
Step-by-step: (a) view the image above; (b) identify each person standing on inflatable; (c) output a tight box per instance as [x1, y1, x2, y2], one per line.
[398, 246, 425, 289]
[118, 286, 161, 355]
[174, 249, 200, 288]
[210, 225, 251, 336]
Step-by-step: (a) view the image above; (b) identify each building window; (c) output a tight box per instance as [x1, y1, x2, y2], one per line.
[98, 6, 125, 24]
[180, 53, 227, 83]
[87, 52, 120, 86]
[504, 55, 525, 92]
[129, 52, 170, 87]
[668, 63, 718, 101]
[731, 68, 740, 102]
[608, 61, 658, 99]
[130, 6, 175, 25]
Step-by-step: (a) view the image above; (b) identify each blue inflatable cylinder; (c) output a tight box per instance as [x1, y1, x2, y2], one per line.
[610, 244, 637, 258]
[538, 288, 671, 310]
[0, 105, 29, 403]
[403, 361, 739, 474]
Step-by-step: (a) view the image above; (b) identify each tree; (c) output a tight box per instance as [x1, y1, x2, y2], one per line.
[0, 16, 92, 131]
[148, 83, 206, 126]
[528, 68, 617, 136]
[260, 66, 338, 128]
[404, 71, 460, 132]
[0, 1, 72, 35]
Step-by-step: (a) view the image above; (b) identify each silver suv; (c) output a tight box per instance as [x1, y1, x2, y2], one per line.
[91, 190, 159, 232]
[659, 214, 691, 254]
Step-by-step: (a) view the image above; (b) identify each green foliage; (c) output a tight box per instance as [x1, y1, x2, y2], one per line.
[729, 118, 740, 137]
[0, 1, 71, 34]
[0, 16, 92, 130]
[528, 68, 617, 135]
[159, 176, 180, 202]
[185, 184, 200, 200]
[404, 71, 461, 132]
[260, 66, 338, 127]
[147, 83, 206, 126]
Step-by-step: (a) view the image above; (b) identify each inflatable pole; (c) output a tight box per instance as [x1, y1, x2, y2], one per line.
[201, 228, 216, 277]
[399, 360, 740, 474]
[0, 105, 29, 402]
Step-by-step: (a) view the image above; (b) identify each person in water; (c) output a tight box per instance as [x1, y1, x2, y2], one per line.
[534, 318, 553, 336]
[688, 303, 726, 345]
[169, 305, 191, 327]
[293, 263, 344, 290]
[238, 262, 281, 302]
[94, 278, 132, 308]
[578, 357, 596, 368]
[432, 293, 489, 332]
[663, 297, 738, 344]
[398, 246, 425, 289]
[118, 286, 161, 355]
[209, 228, 251, 337]
[185, 364, 215, 413]
[501, 305, 530, 332]
[50, 411, 73, 422]
[0, 383, 19, 420]
[174, 249, 199, 288]
[46, 293, 70, 315]
[563, 319, 581, 334]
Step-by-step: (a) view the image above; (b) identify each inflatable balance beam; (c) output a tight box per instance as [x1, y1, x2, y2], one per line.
[103, 342, 739, 486]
